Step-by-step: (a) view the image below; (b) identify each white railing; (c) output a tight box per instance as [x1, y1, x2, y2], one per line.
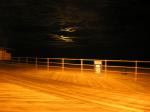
[1, 57, 150, 80]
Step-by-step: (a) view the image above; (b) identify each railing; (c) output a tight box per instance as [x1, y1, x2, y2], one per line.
[10, 57, 97, 71]
[1, 57, 150, 80]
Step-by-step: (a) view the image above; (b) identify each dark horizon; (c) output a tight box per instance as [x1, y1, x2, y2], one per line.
[0, 0, 150, 60]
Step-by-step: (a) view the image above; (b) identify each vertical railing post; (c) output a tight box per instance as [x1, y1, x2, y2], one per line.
[26, 57, 28, 64]
[105, 60, 107, 77]
[135, 61, 138, 81]
[81, 59, 83, 73]
[18, 57, 20, 64]
[47, 58, 49, 71]
[11, 57, 13, 64]
[62, 58, 64, 72]
[35, 57, 38, 69]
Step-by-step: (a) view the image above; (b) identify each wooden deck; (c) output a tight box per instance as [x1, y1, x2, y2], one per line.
[0, 63, 150, 112]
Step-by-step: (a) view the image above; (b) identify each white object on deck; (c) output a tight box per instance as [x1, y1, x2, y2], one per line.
[94, 60, 102, 74]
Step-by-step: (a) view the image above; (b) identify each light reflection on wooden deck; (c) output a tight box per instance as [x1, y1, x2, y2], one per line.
[0, 64, 150, 112]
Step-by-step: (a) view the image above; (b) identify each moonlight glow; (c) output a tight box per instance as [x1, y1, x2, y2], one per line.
[60, 27, 77, 32]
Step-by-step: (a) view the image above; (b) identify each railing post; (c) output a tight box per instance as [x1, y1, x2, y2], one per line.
[26, 57, 28, 64]
[135, 61, 138, 81]
[104, 60, 108, 78]
[18, 57, 20, 64]
[81, 59, 83, 73]
[35, 57, 38, 69]
[47, 58, 49, 71]
[11, 57, 14, 64]
[62, 58, 64, 72]
[105, 60, 107, 74]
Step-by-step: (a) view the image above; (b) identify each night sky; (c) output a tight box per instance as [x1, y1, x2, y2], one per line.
[0, 0, 150, 60]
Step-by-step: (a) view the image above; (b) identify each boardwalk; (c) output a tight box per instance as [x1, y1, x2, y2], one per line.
[0, 63, 150, 112]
